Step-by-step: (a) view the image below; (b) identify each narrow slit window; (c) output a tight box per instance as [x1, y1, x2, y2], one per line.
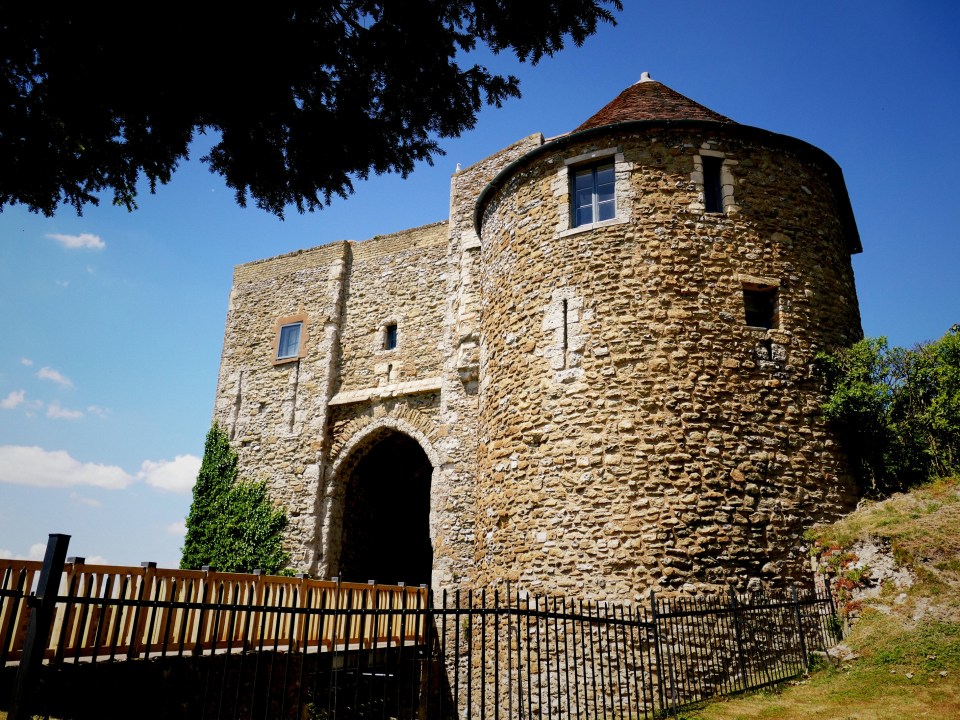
[572, 161, 616, 227]
[562, 298, 569, 368]
[703, 156, 724, 213]
[743, 286, 777, 329]
[384, 323, 398, 350]
[276, 322, 303, 360]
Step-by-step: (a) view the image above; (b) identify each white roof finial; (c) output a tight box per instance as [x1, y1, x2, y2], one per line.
[637, 71, 653, 83]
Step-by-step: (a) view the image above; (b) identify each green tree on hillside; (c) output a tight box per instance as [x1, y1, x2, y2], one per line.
[181, 423, 290, 574]
[817, 324, 960, 496]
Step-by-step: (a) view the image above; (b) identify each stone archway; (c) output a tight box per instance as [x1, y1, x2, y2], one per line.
[336, 430, 433, 586]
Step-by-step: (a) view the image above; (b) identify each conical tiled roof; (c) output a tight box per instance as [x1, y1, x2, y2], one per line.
[574, 73, 734, 132]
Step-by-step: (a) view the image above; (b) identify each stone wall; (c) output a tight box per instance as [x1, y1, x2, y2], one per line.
[215, 242, 349, 571]
[475, 127, 861, 600]
[432, 133, 545, 586]
[336, 222, 447, 393]
[215, 223, 456, 576]
[214, 118, 863, 598]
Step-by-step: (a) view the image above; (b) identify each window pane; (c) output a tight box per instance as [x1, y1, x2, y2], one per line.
[574, 169, 594, 192]
[703, 156, 724, 213]
[277, 323, 302, 359]
[385, 324, 398, 350]
[597, 198, 616, 222]
[570, 160, 617, 228]
[576, 205, 594, 226]
[576, 186, 595, 209]
[597, 180, 615, 205]
[596, 164, 615, 185]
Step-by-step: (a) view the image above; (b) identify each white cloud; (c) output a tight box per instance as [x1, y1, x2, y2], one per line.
[86, 405, 110, 419]
[166, 520, 187, 537]
[27, 543, 46, 560]
[46, 232, 106, 250]
[0, 543, 48, 561]
[47, 402, 83, 420]
[0, 446, 133, 489]
[0, 446, 202, 497]
[139, 455, 201, 494]
[1, 390, 25, 409]
[37, 367, 73, 388]
[55, 279, 70, 288]
[69, 492, 102, 507]
[85, 555, 109, 565]
[20, 357, 33, 367]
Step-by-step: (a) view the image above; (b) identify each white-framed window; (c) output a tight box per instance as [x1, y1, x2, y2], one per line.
[555, 146, 632, 237]
[571, 161, 616, 227]
[272, 313, 308, 364]
[277, 323, 302, 359]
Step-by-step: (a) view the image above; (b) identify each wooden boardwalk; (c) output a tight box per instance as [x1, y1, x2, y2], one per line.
[0, 559, 428, 665]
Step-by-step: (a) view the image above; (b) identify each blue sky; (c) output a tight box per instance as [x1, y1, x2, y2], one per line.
[1, 1, 958, 569]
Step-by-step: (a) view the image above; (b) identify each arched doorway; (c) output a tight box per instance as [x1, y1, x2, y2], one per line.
[337, 430, 433, 586]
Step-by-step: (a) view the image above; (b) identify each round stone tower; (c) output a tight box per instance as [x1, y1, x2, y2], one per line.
[472, 75, 862, 599]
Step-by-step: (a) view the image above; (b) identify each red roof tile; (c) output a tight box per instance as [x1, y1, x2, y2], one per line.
[574, 74, 734, 132]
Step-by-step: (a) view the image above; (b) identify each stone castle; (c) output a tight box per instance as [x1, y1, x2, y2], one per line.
[213, 75, 863, 600]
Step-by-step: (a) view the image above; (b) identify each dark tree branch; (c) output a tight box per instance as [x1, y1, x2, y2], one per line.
[0, 1, 621, 218]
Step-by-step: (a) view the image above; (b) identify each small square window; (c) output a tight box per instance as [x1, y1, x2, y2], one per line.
[703, 156, 724, 213]
[276, 322, 303, 360]
[384, 323, 398, 350]
[571, 161, 616, 228]
[743, 287, 777, 329]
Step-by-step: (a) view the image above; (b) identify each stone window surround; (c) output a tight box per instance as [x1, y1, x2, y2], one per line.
[376, 319, 400, 353]
[556, 146, 632, 238]
[737, 274, 781, 331]
[570, 159, 615, 227]
[541, 286, 587, 384]
[690, 147, 739, 215]
[272, 312, 309, 365]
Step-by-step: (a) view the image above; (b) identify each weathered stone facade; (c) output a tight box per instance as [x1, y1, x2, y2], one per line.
[213, 77, 863, 599]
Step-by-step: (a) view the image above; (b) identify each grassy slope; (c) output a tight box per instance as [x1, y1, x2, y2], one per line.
[682, 476, 960, 720]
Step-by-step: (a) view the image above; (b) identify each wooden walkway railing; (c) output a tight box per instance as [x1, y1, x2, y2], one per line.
[2, 537, 843, 720]
[0, 558, 428, 665]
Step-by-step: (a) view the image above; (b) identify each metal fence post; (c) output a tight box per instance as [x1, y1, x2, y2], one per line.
[648, 590, 667, 713]
[8, 533, 70, 720]
[822, 573, 842, 643]
[728, 585, 749, 691]
[792, 585, 809, 669]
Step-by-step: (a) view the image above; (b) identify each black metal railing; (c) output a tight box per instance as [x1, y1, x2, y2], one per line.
[1, 535, 841, 719]
[429, 582, 839, 719]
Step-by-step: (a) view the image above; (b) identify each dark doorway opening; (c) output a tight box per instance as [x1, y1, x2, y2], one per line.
[338, 431, 433, 586]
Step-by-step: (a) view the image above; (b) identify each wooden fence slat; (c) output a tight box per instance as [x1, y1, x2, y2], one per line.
[2, 560, 480, 663]
[0, 563, 40, 663]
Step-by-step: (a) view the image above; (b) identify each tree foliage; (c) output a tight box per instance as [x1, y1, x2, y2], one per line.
[181, 423, 290, 574]
[0, 2, 621, 218]
[817, 325, 960, 497]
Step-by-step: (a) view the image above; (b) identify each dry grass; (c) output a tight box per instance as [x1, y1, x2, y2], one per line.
[681, 477, 960, 720]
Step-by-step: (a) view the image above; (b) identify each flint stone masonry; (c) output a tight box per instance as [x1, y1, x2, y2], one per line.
[213, 79, 863, 600]
[475, 124, 861, 599]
